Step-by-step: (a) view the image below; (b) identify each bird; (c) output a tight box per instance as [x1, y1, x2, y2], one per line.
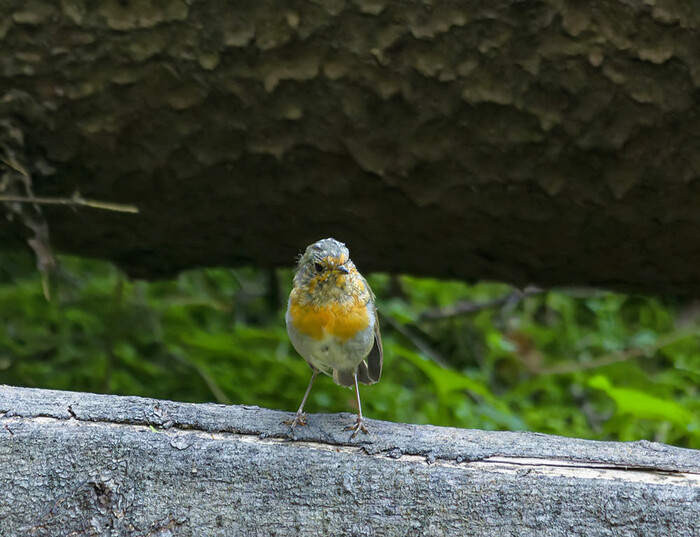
[285, 237, 383, 437]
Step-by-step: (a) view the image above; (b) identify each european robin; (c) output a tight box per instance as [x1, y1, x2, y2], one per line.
[285, 238, 383, 437]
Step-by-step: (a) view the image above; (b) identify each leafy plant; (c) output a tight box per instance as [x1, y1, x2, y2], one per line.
[1, 251, 698, 448]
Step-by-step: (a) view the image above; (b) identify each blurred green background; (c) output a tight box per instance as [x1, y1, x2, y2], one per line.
[1, 250, 698, 448]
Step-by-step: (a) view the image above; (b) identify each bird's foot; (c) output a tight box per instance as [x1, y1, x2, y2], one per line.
[345, 415, 369, 439]
[282, 411, 307, 429]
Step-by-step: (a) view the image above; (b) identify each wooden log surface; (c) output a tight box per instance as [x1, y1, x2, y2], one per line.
[1, 385, 699, 536]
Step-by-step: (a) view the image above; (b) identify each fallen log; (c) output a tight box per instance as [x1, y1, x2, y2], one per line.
[1, 386, 698, 536]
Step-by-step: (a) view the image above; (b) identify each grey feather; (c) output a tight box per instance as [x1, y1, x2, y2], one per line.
[365, 320, 383, 383]
[333, 368, 356, 388]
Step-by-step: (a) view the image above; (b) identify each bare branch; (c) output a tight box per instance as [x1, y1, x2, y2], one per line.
[537, 329, 699, 375]
[0, 194, 139, 214]
[418, 286, 544, 322]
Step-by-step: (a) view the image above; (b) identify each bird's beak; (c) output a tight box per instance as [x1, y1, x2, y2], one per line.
[337, 265, 349, 274]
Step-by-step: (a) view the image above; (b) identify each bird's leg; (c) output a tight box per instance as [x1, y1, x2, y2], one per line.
[284, 371, 317, 428]
[345, 371, 369, 438]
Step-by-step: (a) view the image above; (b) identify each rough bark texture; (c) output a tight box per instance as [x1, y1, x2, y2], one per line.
[2, 1, 700, 293]
[1, 386, 699, 536]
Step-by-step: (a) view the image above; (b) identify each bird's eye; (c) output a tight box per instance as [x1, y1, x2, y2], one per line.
[314, 262, 324, 273]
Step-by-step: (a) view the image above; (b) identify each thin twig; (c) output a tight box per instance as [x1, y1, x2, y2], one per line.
[0, 194, 139, 213]
[193, 361, 232, 405]
[538, 328, 698, 375]
[379, 312, 450, 368]
[171, 352, 232, 405]
[418, 286, 544, 322]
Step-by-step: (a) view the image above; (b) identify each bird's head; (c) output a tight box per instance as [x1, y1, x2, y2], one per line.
[293, 238, 357, 298]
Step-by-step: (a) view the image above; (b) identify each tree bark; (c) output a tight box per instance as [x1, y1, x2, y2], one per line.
[1, 1, 700, 294]
[1, 385, 699, 536]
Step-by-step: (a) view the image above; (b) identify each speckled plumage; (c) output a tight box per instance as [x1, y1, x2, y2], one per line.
[285, 238, 383, 436]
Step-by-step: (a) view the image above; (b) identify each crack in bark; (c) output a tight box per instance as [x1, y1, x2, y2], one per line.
[4, 413, 698, 488]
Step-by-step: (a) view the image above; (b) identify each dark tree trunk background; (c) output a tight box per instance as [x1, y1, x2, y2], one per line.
[1, 0, 699, 293]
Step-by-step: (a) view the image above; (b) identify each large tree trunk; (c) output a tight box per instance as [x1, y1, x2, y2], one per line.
[1, 386, 699, 536]
[1, 1, 700, 293]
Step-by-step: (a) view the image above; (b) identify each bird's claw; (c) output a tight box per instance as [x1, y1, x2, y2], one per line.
[345, 416, 369, 439]
[282, 411, 307, 429]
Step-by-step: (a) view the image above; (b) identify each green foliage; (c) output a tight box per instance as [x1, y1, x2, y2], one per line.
[588, 375, 693, 426]
[1, 251, 698, 448]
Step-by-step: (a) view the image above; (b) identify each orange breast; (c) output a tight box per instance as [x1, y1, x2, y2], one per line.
[289, 299, 369, 342]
